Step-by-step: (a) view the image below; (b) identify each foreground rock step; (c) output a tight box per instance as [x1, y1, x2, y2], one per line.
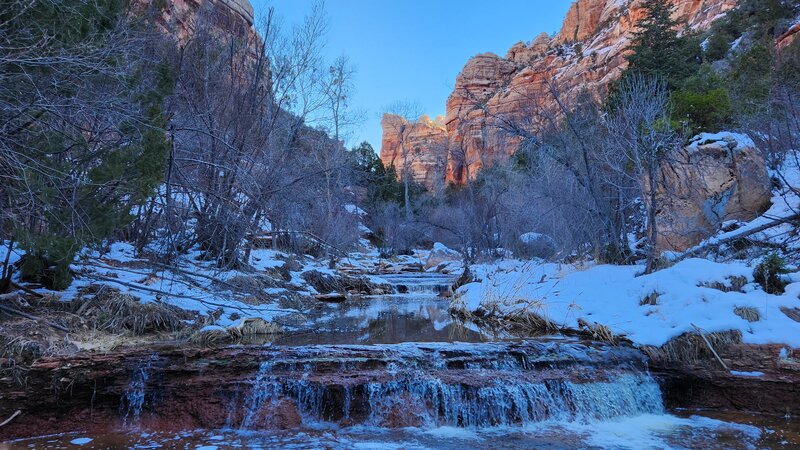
[2, 338, 798, 441]
[1, 340, 654, 439]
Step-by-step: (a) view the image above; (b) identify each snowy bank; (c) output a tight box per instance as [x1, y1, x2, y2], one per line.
[455, 258, 800, 347]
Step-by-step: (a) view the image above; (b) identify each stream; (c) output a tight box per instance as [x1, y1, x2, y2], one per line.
[3, 273, 798, 449]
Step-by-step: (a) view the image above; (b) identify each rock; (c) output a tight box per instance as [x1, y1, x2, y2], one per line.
[315, 293, 347, 303]
[379, 114, 449, 190]
[424, 242, 461, 270]
[518, 232, 557, 259]
[654, 132, 772, 251]
[380, 0, 737, 186]
[777, 20, 800, 50]
[132, 0, 257, 44]
[555, 0, 607, 43]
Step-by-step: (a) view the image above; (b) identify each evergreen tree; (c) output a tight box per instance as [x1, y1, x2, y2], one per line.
[625, 0, 701, 90]
[1, 0, 171, 289]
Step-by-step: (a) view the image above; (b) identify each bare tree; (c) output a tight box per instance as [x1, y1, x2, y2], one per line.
[605, 74, 679, 273]
[382, 101, 424, 220]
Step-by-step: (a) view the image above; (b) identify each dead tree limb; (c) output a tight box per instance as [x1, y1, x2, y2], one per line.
[0, 301, 69, 333]
[679, 213, 800, 260]
[691, 323, 730, 372]
[0, 410, 21, 428]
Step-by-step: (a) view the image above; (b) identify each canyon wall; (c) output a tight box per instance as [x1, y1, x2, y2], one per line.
[381, 0, 737, 189]
[379, 114, 449, 189]
[134, 0, 259, 51]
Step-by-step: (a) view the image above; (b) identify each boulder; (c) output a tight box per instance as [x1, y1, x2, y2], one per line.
[518, 232, 557, 259]
[424, 243, 461, 270]
[655, 133, 772, 251]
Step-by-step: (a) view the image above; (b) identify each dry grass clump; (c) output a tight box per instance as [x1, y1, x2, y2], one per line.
[225, 274, 281, 292]
[505, 309, 558, 334]
[640, 291, 660, 306]
[734, 306, 761, 322]
[700, 276, 748, 293]
[641, 329, 742, 365]
[76, 287, 192, 335]
[0, 323, 72, 384]
[577, 318, 622, 345]
[780, 306, 800, 323]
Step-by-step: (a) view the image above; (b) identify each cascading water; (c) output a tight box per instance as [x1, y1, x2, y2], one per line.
[236, 341, 664, 429]
[121, 354, 158, 424]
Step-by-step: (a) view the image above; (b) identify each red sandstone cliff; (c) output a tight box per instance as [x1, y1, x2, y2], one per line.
[381, 0, 737, 189]
[379, 114, 449, 189]
[133, 0, 259, 54]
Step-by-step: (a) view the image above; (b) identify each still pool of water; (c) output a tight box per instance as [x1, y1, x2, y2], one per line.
[273, 273, 503, 346]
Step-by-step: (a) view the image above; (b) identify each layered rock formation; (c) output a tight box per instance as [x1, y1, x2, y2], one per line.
[134, 0, 259, 50]
[379, 114, 449, 188]
[778, 20, 800, 49]
[381, 0, 737, 188]
[655, 133, 772, 251]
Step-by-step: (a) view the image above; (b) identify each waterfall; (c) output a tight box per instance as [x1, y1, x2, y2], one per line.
[122, 356, 155, 424]
[237, 341, 664, 430]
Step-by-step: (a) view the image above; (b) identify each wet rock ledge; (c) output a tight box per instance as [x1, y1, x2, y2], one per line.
[648, 333, 800, 417]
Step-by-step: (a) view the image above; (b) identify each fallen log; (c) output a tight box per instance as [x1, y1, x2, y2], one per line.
[314, 293, 347, 303]
[678, 213, 800, 261]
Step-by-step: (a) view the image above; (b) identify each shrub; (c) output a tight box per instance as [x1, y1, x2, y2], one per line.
[671, 88, 733, 135]
[753, 253, 788, 294]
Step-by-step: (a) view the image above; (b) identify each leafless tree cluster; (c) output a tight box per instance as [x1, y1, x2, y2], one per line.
[376, 75, 680, 268]
[128, 3, 363, 267]
[0, 0, 170, 286]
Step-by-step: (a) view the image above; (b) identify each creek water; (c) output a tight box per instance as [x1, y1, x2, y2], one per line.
[4, 273, 798, 449]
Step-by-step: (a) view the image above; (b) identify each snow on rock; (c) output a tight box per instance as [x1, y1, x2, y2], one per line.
[456, 258, 800, 347]
[248, 249, 286, 271]
[688, 132, 756, 153]
[425, 243, 461, 270]
[518, 232, 557, 258]
[344, 204, 367, 216]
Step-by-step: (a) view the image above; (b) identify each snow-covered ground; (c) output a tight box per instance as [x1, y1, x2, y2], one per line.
[0, 240, 339, 329]
[454, 149, 800, 349]
[455, 257, 800, 347]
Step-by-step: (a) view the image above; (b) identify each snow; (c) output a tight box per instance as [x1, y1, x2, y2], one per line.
[0, 240, 23, 268]
[688, 132, 756, 153]
[730, 370, 764, 377]
[248, 249, 286, 270]
[431, 242, 459, 256]
[457, 257, 800, 347]
[344, 204, 367, 216]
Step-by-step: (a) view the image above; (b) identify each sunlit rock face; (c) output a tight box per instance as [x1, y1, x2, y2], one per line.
[379, 114, 449, 190]
[654, 133, 772, 252]
[381, 0, 737, 186]
[777, 21, 800, 49]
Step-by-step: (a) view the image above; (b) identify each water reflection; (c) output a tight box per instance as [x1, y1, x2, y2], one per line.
[267, 273, 489, 345]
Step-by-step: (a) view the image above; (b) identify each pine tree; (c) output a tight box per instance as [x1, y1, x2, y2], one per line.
[625, 0, 701, 90]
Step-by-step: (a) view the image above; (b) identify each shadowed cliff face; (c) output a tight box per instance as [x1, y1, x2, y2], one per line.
[381, 0, 738, 189]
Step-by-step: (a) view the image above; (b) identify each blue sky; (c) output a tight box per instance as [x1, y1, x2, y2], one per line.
[251, 0, 573, 151]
